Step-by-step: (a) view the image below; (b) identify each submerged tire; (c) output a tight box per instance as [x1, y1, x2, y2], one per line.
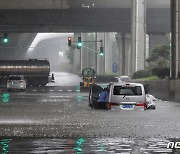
[147, 105, 156, 109]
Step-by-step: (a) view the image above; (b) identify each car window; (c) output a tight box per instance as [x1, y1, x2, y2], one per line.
[91, 84, 103, 95]
[8, 76, 22, 80]
[113, 86, 142, 95]
[120, 77, 130, 82]
[112, 78, 119, 83]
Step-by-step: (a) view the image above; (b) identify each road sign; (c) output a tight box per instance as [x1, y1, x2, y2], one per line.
[112, 63, 118, 73]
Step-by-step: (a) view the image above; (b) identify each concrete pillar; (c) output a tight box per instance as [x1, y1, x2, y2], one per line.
[105, 33, 112, 74]
[131, 0, 137, 75]
[73, 33, 81, 74]
[171, 0, 178, 78]
[81, 33, 97, 72]
[115, 33, 122, 75]
[131, 0, 147, 72]
[178, 0, 180, 77]
[116, 33, 132, 76]
[81, 33, 89, 69]
[97, 33, 105, 75]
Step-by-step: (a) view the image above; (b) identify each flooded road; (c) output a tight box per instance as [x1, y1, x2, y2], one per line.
[0, 73, 180, 153]
[1, 137, 179, 153]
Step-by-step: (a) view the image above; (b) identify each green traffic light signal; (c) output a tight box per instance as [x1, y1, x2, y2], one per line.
[77, 37, 82, 49]
[3, 33, 8, 43]
[3, 38, 8, 43]
[100, 47, 104, 56]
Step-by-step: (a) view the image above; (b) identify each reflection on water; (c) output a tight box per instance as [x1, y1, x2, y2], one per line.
[1, 93, 10, 103]
[0, 137, 179, 153]
[0, 139, 12, 154]
[76, 96, 84, 103]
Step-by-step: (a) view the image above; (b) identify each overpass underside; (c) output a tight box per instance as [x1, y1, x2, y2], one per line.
[0, 6, 170, 76]
[0, 8, 169, 33]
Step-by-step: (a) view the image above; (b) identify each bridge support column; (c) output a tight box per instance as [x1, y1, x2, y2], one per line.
[105, 33, 112, 74]
[116, 33, 131, 76]
[96, 33, 105, 75]
[81, 33, 89, 70]
[81, 33, 97, 72]
[178, 0, 180, 77]
[131, 0, 147, 72]
[73, 33, 81, 74]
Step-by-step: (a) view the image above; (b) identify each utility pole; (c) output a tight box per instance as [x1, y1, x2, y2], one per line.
[170, 0, 178, 79]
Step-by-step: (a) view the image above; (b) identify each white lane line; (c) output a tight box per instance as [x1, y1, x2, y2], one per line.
[67, 90, 72, 92]
[50, 96, 73, 98]
[32, 89, 37, 91]
[58, 90, 63, 92]
[76, 90, 80, 92]
[49, 90, 54, 92]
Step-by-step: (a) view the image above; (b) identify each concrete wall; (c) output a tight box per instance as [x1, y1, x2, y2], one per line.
[141, 80, 180, 102]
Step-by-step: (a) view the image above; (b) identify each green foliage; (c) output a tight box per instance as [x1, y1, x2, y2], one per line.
[145, 45, 170, 79]
[151, 67, 170, 79]
[146, 45, 170, 70]
[132, 70, 152, 79]
[146, 45, 170, 63]
[136, 76, 159, 81]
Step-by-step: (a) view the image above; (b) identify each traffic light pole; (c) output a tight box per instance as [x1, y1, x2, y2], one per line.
[81, 45, 99, 54]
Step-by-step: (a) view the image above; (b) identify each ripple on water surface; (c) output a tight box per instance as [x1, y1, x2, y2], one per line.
[0, 137, 178, 153]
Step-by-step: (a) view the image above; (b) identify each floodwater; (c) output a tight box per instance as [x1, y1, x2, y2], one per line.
[0, 137, 179, 153]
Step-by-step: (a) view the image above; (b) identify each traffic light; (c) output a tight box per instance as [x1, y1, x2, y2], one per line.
[68, 37, 72, 46]
[100, 47, 104, 56]
[77, 37, 82, 49]
[3, 33, 8, 43]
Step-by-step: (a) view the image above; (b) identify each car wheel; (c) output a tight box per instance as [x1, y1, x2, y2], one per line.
[147, 105, 156, 109]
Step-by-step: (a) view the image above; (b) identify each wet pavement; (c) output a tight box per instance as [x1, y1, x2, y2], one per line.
[1, 137, 180, 153]
[0, 72, 180, 153]
[0, 87, 180, 153]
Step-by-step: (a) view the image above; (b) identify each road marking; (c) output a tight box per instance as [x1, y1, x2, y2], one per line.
[49, 90, 54, 92]
[76, 90, 80, 92]
[67, 90, 72, 92]
[32, 89, 36, 91]
[58, 90, 63, 92]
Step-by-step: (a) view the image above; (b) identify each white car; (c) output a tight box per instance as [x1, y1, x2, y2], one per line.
[89, 82, 156, 110]
[7, 75, 26, 92]
[113, 76, 131, 83]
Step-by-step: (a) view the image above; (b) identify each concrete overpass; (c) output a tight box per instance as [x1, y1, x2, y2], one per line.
[0, 0, 171, 76]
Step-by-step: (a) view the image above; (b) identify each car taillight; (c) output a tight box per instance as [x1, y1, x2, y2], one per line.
[136, 102, 145, 106]
[136, 102, 147, 110]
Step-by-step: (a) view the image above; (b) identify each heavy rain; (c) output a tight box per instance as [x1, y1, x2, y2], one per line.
[0, 0, 180, 153]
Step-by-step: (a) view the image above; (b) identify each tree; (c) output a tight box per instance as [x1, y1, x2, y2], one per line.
[146, 45, 170, 69]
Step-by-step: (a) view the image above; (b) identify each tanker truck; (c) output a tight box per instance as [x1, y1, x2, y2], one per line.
[0, 59, 50, 86]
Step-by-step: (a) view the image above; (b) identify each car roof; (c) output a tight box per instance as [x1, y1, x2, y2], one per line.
[112, 82, 143, 87]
